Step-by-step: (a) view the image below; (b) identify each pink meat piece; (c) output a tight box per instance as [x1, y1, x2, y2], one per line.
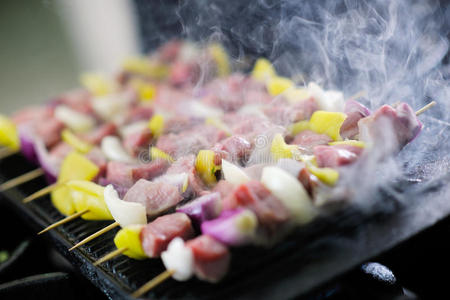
[49, 142, 72, 162]
[212, 180, 235, 199]
[81, 122, 117, 145]
[158, 40, 182, 62]
[85, 148, 108, 178]
[298, 167, 320, 198]
[186, 235, 231, 283]
[56, 90, 93, 114]
[264, 98, 318, 125]
[169, 61, 201, 87]
[163, 116, 201, 134]
[35, 118, 65, 148]
[225, 114, 274, 141]
[314, 145, 363, 168]
[223, 181, 290, 235]
[291, 130, 332, 154]
[212, 135, 252, 163]
[106, 160, 169, 188]
[140, 213, 194, 257]
[124, 179, 182, 216]
[358, 103, 422, 151]
[156, 125, 227, 158]
[340, 100, 371, 139]
[11, 106, 53, 126]
[124, 105, 153, 124]
[166, 155, 207, 196]
[122, 127, 153, 156]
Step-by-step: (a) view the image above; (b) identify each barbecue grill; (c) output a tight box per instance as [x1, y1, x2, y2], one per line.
[1, 120, 449, 299]
[1, 0, 450, 299]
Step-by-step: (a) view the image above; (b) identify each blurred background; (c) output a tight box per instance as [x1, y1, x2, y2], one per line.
[0, 0, 140, 114]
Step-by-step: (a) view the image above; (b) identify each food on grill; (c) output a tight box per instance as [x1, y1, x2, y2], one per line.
[104, 184, 147, 227]
[0, 39, 434, 295]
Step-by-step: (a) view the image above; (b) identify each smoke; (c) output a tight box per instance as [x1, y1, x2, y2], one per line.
[165, 0, 450, 214]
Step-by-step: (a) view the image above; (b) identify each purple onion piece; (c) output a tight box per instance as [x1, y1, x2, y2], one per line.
[34, 140, 58, 184]
[201, 208, 258, 247]
[176, 192, 222, 226]
[344, 99, 371, 116]
[18, 125, 38, 163]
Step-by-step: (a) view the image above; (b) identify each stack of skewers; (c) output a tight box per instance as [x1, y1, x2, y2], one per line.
[0, 40, 435, 298]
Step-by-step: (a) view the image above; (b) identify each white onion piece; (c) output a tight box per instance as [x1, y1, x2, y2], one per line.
[187, 101, 223, 119]
[101, 136, 134, 163]
[307, 82, 344, 112]
[161, 237, 194, 281]
[323, 90, 345, 112]
[221, 159, 250, 185]
[54, 105, 95, 133]
[261, 166, 316, 224]
[119, 121, 148, 137]
[104, 185, 147, 227]
[92, 96, 126, 121]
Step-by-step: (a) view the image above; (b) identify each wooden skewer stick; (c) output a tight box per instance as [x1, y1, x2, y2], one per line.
[0, 147, 19, 160]
[22, 181, 67, 203]
[131, 269, 175, 298]
[69, 221, 120, 251]
[416, 101, 436, 116]
[38, 209, 89, 235]
[0, 168, 44, 192]
[93, 247, 128, 266]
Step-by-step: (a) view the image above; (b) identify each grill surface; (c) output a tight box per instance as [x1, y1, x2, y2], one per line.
[1, 125, 449, 299]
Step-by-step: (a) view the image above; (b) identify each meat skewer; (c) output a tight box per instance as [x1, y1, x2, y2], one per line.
[0, 39, 439, 297]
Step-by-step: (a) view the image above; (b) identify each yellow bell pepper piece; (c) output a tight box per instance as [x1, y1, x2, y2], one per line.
[80, 73, 111, 97]
[148, 114, 164, 138]
[308, 165, 339, 186]
[288, 120, 310, 136]
[309, 111, 347, 141]
[195, 150, 220, 185]
[66, 180, 113, 220]
[271, 134, 298, 160]
[114, 225, 147, 260]
[329, 140, 366, 148]
[122, 57, 169, 79]
[51, 152, 99, 216]
[0, 115, 19, 150]
[251, 58, 276, 81]
[150, 147, 174, 163]
[138, 83, 156, 102]
[123, 57, 152, 75]
[61, 129, 92, 154]
[208, 43, 230, 77]
[266, 76, 294, 96]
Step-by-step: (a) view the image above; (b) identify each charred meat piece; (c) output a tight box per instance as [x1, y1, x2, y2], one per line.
[124, 179, 182, 216]
[186, 235, 231, 283]
[106, 160, 169, 188]
[358, 102, 422, 152]
[141, 213, 194, 257]
[223, 180, 290, 235]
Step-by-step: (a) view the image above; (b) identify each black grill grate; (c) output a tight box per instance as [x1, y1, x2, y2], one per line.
[1, 151, 450, 300]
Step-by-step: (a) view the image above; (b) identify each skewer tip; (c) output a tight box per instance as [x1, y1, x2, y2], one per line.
[131, 269, 175, 298]
[69, 221, 120, 252]
[93, 247, 128, 266]
[415, 101, 436, 116]
[37, 209, 89, 235]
